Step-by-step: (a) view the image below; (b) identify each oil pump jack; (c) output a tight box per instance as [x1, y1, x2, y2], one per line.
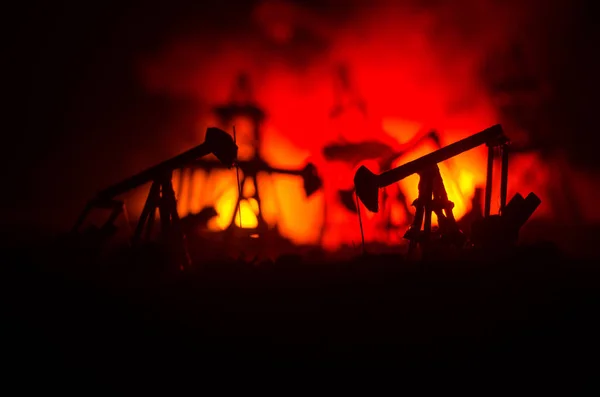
[353, 124, 541, 256]
[323, 63, 444, 234]
[190, 73, 323, 241]
[326, 129, 443, 212]
[72, 127, 238, 268]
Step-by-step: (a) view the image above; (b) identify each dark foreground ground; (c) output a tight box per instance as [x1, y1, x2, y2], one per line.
[3, 239, 600, 385]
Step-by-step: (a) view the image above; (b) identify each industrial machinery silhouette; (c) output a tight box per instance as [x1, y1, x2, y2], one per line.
[327, 129, 443, 211]
[354, 124, 541, 255]
[323, 63, 444, 236]
[72, 127, 238, 267]
[189, 73, 323, 240]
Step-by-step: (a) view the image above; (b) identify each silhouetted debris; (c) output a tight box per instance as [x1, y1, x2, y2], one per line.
[471, 192, 541, 252]
[180, 206, 218, 231]
[458, 186, 484, 236]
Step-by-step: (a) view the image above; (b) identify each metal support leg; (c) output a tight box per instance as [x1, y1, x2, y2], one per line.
[484, 145, 494, 217]
[105, 202, 124, 225]
[406, 202, 424, 256]
[500, 143, 509, 213]
[145, 208, 156, 240]
[162, 178, 191, 268]
[158, 184, 172, 240]
[133, 181, 161, 245]
[72, 201, 95, 233]
[230, 174, 246, 230]
[422, 177, 434, 249]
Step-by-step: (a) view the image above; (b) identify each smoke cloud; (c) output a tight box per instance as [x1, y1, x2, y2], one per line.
[137, 0, 569, 152]
[13, 0, 581, 240]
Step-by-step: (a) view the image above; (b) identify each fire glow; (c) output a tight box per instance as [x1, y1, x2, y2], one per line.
[137, 0, 559, 251]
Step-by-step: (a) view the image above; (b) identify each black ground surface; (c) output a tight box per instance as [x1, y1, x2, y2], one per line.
[3, 239, 600, 384]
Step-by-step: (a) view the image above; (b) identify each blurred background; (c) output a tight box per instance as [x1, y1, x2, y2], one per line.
[7, 0, 600, 256]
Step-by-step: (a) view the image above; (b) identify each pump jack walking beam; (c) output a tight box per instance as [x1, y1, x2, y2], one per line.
[354, 124, 509, 213]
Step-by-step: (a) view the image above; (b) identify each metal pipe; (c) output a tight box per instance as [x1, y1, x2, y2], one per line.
[98, 144, 212, 199]
[500, 143, 509, 213]
[97, 127, 235, 199]
[484, 145, 494, 217]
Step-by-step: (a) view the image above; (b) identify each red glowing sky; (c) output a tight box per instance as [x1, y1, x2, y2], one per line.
[126, 0, 581, 249]
[137, 0, 564, 156]
[11, 0, 593, 245]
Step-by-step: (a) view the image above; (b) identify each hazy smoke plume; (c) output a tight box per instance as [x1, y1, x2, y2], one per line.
[12, 0, 580, 240]
[138, 0, 566, 152]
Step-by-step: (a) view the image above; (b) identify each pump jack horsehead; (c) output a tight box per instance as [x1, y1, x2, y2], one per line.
[72, 127, 239, 268]
[353, 124, 542, 257]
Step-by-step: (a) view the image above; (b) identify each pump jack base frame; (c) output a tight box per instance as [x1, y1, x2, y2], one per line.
[402, 138, 510, 257]
[402, 165, 467, 256]
[73, 172, 191, 269]
[132, 174, 191, 268]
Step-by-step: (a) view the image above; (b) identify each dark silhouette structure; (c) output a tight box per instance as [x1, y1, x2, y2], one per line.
[354, 124, 540, 255]
[189, 73, 323, 241]
[329, 129, 443, 213]
[72, 127, 238, 267]
[323, 63, 444, 236]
